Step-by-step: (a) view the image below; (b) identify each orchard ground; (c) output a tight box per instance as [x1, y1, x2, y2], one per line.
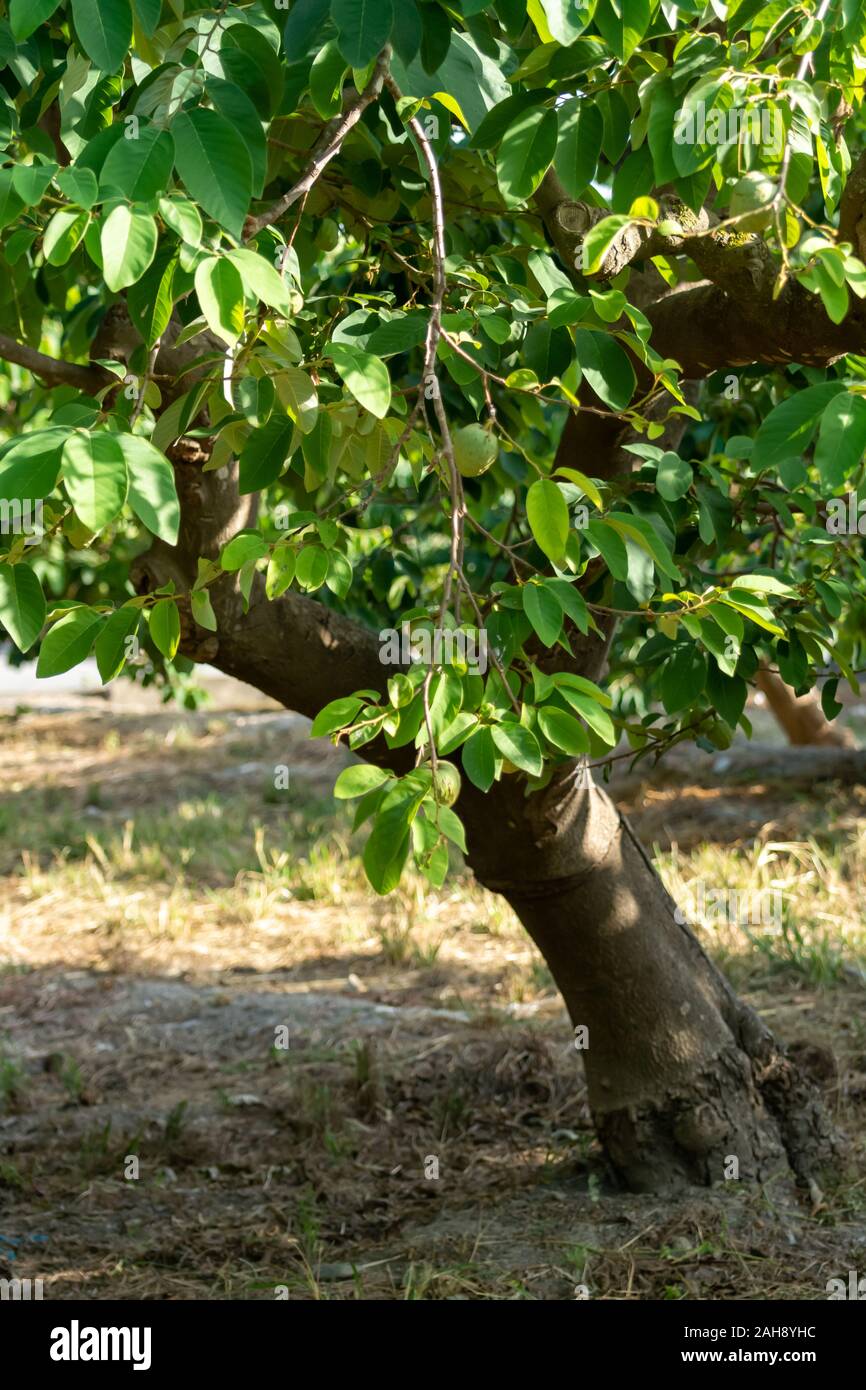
[1, 671, 865, 1300]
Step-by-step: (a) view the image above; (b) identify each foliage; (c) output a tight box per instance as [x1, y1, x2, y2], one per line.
[0, 0, 865, 891]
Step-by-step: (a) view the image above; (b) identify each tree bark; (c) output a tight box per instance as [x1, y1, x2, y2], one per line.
[460, 769, 837, 1191]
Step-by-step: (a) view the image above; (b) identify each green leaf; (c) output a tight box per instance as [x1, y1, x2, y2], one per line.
[301, 412, 332, 487]
[284, 0, 331, 59]
[526, 478, 569, 565]
[469, 91, 548, 150]
[648, 75, 678, 184]
[366, 313, 428, 355]
[814, 392, 866, 490]
[660, 645, 708, 714]
[572, 328, 636, 411]
[190, 588, 217, 632]
[327, 343, 391, 418]
[311, 695, 364, 737]
[221, 532, 268, 571]
[0, 565, 46, 652]
[522, 582, 563, 646]
[172, 108, 252, 240]
[276, 366, 318, 433]
[266, 543, 296, 598]
[238, 417, 296, 494]
[332, 0, 394, 67]
[391, 0, 421, 64]
[100, 126, 175, 202]
[606, 511, 681, 581]
[235, 376, 276, 429]
[461, 726, 496, 792]
[207, 77, 267, 198]
[62, 432, 128, 533]
[101, 206, 158, 291]
[655, 451, 692, 500]
[226, 248, 292, 315]
[310, 39, 349, 118]
[554, 97, 603, 199]
[55, 165, 99, 209]
[10, 0, 62, 42]
[0, 429, 68, 502]
[128, 247, 177, 348]
[43, 208, 89, 265]
[546, 578, 590, 633]
[585, 518, 629, 580]
[334, 765, 390, 798]
[117, 435, 180, 544]
[556, 688, 616, 745]
[554, 467, 603, 510]
[491, 721, 543, 777]
[579, 214, 634, 274]
[158, 196, 202, 246]
[594, 0, 650, 61]
[554, 671, 613, 707]
[133, 0, 162, 36]
[540, 0, 590, 44]
[821, 677, 843, 722]
[13, 161, 59, 207]
[295, 544, 329, 591]
[195, 256, 246, 345]
[706, 666, 747, 729]
[538, 705, 590, 755]
[37, 607, 104, 677]
[72, 0, 133, 71]
[0, 170, 23, 231]
[95, 605, 140, 682]
[149, 597, 180, 659]
[496, 106, 558, 205]
[751, 382, 845, 468]
[363, 803, 413, 895]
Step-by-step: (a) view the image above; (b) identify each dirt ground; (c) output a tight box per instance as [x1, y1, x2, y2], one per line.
[0, 680, 864, 1300]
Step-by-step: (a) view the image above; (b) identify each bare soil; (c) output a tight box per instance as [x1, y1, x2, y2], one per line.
[0, 685, 864, 1300]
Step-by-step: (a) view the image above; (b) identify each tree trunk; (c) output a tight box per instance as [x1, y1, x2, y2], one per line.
[461, 770, 838, 1192]
[756, 667, 856, 748]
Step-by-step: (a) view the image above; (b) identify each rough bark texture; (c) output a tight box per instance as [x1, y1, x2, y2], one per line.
[461, 769, 837, 1191]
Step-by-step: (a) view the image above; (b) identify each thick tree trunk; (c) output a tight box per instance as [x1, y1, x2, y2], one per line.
[461, 770, 837, 1191]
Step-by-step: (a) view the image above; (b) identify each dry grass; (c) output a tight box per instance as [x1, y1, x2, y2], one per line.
[0, 702, 865, 1300]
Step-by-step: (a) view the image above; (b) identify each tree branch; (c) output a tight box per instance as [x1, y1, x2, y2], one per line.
[243, 47, 391, 241]
[0, 333, 110, 393]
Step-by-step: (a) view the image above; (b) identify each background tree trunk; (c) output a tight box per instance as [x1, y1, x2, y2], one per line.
[756, 667, 857, 748]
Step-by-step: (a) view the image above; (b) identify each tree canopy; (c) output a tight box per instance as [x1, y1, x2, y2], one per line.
[1, 0, 865, 893]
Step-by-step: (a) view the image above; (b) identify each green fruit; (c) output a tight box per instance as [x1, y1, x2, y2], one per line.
[729, 173, 775, 233]
[431, 761, 461, 807]
[316, 217, 340, 252]
[453, 424, 498, 478]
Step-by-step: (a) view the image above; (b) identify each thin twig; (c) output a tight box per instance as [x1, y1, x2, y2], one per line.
[244, 48, 392, 240]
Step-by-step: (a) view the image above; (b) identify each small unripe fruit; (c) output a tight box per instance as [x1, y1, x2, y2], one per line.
[316, 217, 340, 252]
[430, 761, 461, 806]
[729, 173, 775, 233]
[453, 423, 498, 478]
